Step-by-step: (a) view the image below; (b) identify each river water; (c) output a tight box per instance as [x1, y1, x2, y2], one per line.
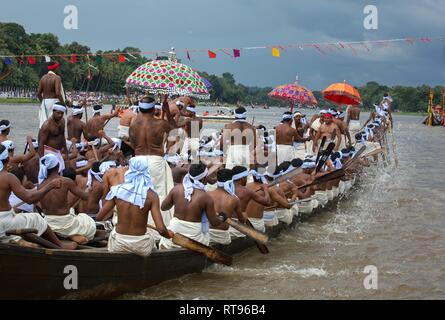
[1, 104, 444, 299]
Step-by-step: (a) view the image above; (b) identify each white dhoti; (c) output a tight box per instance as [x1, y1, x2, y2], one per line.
[293, 143, 306, 160]
[39, 98, 59, 129]
[248, 217, 265, 233]
[275, 208, 294, 225]
[315, 191, 329, 207]
[263, 211, 279, 227]
[159, 217, 209, 249]
[276, 144, 295, 164]
[349, 120, 362, 135]
[225, 145, 251, 169]
[228, 218, 247, 239]
[181, 137, 200, 157]
[117, 125, 130, 139]
[0, 210, 47, 243]
[298, 200, 314, 214]
[142, 155, 174, 227]
[44, 145, 65, 173]
[107, 228, 157, 257]
[44, 212, 96, 240]
[209, 228, 231, 245]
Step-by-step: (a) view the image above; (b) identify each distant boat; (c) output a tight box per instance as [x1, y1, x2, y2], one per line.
[201, 107, 235, 122]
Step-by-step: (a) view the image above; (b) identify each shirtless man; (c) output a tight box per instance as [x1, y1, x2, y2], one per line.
[2, 137, 36, 171]
[331, 110, 352, 148]
[275, 112, 310, 164]
[117, 106, 137, 139]
[180, 105, 203, 157]
[67, 105, 87, 142]
[346, 104, 361, 139]
[96, 156, 173, 256]
[85, 162, 104, 216]
[38, 102, 68, 172]
[312, 112, 342, 153]
[86, 104, 119, 139]
[159, 163, 227, 249]
[22, 139, 40, 184]
[0, 145, 76, 249]
[222, 107, 257, 169]
[208, 169, 242, 244]
[85, 130, 114, 162]
[36, 62, 65, 128]
[38, 154, 99, 244]
[231, 166, 270, 235]
[129, 95, 177, 226]
[0, 120, 11, 143]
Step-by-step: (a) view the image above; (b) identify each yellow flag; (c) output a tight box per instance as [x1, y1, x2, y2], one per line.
[272, 47, 280, 57]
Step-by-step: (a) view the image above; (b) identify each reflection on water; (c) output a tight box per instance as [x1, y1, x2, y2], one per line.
[1, 104, 444, 299]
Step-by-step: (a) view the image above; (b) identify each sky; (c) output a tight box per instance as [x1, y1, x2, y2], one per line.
[1, 0, 445, 90]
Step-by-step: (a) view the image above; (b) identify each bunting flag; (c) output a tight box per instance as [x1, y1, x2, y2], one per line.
[27, 56, 36, 65]
[208, 50, 217, 59]
[4, 57, 12, 65]
[233, 49, 240, 58]
[44, 55, 51, 62]
[271, 47, 280, 57]
[118, 54, 126, 63]
[71, 54, 77, 63]
[16, 57, 24, 64]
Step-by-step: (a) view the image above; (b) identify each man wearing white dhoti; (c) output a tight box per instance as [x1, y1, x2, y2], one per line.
[159, 163, 227, 249]
[37, 62, 65, 129]
[96, 156, 173, 256]
[180, 105, 202, 158]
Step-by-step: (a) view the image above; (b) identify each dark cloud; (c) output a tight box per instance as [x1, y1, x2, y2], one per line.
[1, 0, 444, 89]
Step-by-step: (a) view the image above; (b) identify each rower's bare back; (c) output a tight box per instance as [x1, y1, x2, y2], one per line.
[86, 117, 106, 138]
[245, 183, 266, 219]
[120, 110, 136, 126]
[275, 123, 297, 145]
[209, 189, 238, 223]
[171, 186, 207, 222]
[38, 74, 60, 99]
[131, 117, 170, 157]
[225, 122, 255, 145]
[39, 177, 72, 215]
[348, 106, 361, 120]
[115, 198, 150, 236]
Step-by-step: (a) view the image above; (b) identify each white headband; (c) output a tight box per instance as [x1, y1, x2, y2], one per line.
[99, 161, 117, 175]
[235, 112, 247, 119]
[53, 104, 66, 113]
[76, 159, 88, 168]
[216, 179, 237, 197]
[139, 102, 155, 110]
[282, 114, 293, 121]
[232, 169, 249, 181]
[38, 154, 59, 184]
[2, 140, 15, 151]
[176, 101, 185, 107]
[301, 161, 316, 169]
[250, 169, 267, 184]
[155, 104, 162, 110]
[0, 124, 10, 132]
[72, 108, 84, 116]
[86, 168, 103, 187]
[186, 106, 197, 113]
[0, 147, 9, 171]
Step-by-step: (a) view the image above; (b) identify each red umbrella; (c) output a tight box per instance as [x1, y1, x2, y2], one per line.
[322, 81, 361, 106]
[268, 77, 317, 112]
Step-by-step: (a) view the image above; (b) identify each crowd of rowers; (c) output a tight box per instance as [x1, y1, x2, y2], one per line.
[0, 91, 393, 256]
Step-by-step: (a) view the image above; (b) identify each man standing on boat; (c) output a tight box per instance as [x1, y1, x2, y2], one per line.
[96, 156, 173, 256]
[275, 112, 310, 164]
[159, 163, 227, 249]
[129, 95, 177, 227]
[36, 61, 65, 129]
[312, 113, 342, 153]
[180, 104, 202, 159]
[38, 102, 68, 173]
[346, 104, 361, 142]
[222, 107, 257, 169]
[86, 105, 120, 140]
[67, 104, 87, 143]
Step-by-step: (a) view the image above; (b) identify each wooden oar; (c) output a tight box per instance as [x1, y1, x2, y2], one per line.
[91, 145, 99, 161]
[147, 224, 233, 266]
[343, 145, 367, 168]
[5, 229, 60, 249]
[223, 217, 268, 244]
[298, 168, 345, 190]
[245, 219, 269, 254]
[264, 196, 316, 211]
[315, 129, 337, 173]
[315, 136, 327, 164]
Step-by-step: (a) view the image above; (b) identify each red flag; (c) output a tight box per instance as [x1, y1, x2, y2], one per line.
[16, 57, 24, 64]
[187, 51, 191, 60]
[233, 49, 240, 58]
[27, 56, 36, 65]
[118, 54, 126, 63]
[71, 54, 77, 63]
[208, 50, 217, 59]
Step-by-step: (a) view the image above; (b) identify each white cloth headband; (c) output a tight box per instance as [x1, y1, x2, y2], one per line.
[139, 102, 155, 110]
[76, 159, 88, 168]
[38, 153, 59, 184]
[86, 169, 103, 187]
[186, 106, 197, 113]
[176, 101, 185, 107]
[282, 114, 293, 121]
[0, 124, 10, 132]
[0, 147, 9, 171]
[235, 112, 247, 119]
[99, 161, 116, 175]
[2, 140, 15, 151]
[216, 180, 237, 197]
[183, 168, 209, 202]
[53, 104, 66, 113]
[301, 161, 316, 169]
[72, 108, 84, 115]
[249, 169, 267, 184]
[232, 169, 249, 181]
[155, 104, 162, 110]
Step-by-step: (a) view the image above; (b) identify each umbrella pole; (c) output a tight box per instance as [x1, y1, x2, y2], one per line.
[289, 101, 294, 113]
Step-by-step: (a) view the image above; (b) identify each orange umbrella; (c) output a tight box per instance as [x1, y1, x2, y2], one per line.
[322, 81, 361, 106]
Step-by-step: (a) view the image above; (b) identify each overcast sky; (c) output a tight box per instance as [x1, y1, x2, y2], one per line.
[1, 0, 444, 89]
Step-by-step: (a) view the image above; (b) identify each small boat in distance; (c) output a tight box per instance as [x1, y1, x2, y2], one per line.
[201, 107, 235, 122]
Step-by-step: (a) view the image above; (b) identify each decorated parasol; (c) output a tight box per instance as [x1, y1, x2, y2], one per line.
[268, 76, 317, 112]
[125, 59, 210, 100]
[322, 81, 361, 106]
[202, 77, 213, 89]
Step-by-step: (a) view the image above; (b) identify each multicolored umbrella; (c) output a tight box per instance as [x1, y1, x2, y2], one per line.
[268, 79, 317, 112]
[202, 77, 213, 89]
[125, 60, 210, 99]
[322, 81, 361, 106]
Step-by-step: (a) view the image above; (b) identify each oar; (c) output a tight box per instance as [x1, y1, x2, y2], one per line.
[315, 136, 327, 164]
[264, 196, 316, 211]
[5, 229, 60, 249]
[147, 224, 233, 266]
[245, 219, 269, 254]
[343, 145, 367, 168]
[298, 168, 346, 190]
[221, 215, 268, 244]
[91, 145, 99, 161]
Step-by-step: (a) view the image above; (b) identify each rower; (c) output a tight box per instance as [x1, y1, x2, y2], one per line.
[0, 144, 76, 250]
[36, 61, 65, 129]
[67, 104, 87, 143]
[159, 163, 227, 249]
[38, 153, 99, 245]
[208, 169, 241, 245]
[129, 95, 177, 227]
[275, 112, 310, 165]
[97, 156, 173, 257]
[0, 119, 11, 143]
[86, 104, 120, 139]
[38, 102, 68, 172]
[85, 162, 104, 217]
[2, 136, 36, 171]
[118, 105, 137, 139]
[312, 112, 342, 153]
[331, 109, 352, 149]
[222, 107, 256, 169]
[180, 104, 203, 159]
[231, 166, 270, 236]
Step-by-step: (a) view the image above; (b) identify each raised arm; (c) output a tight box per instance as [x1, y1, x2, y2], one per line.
[12, 136, 36, 164]
[162, 95, 178, 129]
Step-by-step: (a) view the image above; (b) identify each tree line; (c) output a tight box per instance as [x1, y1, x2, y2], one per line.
[1, 22, 443, 112]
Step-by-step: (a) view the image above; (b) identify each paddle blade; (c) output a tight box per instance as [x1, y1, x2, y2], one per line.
[245, 220, 269, 254]
[172, 233, 233, 266]
[315, 136, 327, 163]
[316, 141, 335, 173]
[226, 218, 269, 244]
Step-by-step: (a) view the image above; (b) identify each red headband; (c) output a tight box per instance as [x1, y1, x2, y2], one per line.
[47, 63, 60, 71]
[323, 113, 333, 118]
